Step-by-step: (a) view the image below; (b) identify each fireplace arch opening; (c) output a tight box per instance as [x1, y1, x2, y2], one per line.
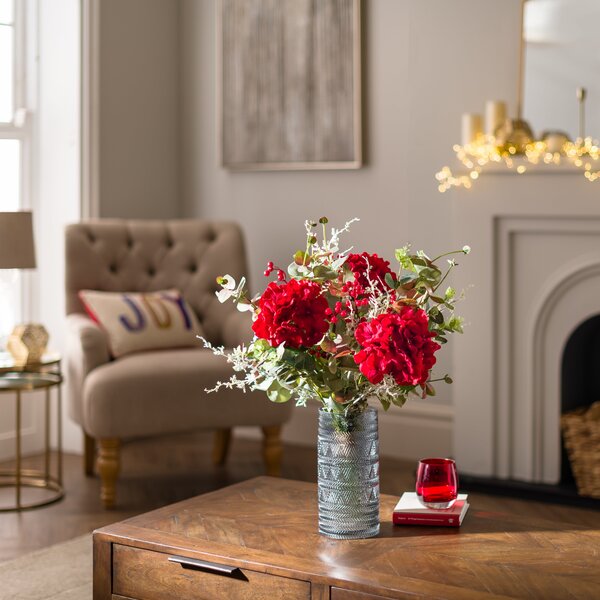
[560, 314, 600, 485]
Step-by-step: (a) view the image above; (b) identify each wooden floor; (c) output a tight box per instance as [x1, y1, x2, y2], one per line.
[1, 430, 599, 562]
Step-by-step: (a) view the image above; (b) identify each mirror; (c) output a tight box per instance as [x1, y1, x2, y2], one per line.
[524, 0, 600, 141]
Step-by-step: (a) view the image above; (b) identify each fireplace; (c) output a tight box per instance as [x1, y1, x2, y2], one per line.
[451, 183, 600, 505]
[560, 315, 600, 487]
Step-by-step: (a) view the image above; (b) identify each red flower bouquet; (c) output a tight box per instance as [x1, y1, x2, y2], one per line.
[204, 218, 468, 417]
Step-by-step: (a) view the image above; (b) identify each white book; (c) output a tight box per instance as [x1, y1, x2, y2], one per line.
[394, 492, 468, 513]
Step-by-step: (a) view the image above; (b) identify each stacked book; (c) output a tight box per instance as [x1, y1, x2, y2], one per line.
[393, 493, 469, 527]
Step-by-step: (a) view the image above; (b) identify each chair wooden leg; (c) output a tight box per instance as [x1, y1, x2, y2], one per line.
[84, 432, 96, 476]
[97, 438, 120, 509]
[212, 428, 232, 466]
[262, 425, 282, 477]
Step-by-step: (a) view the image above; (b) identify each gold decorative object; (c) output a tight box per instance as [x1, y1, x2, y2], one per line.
[494, 118, 534, 153]
[436, 0, 600, 191]
[541, 131, 570, 154]
[7, 323, 49, 366]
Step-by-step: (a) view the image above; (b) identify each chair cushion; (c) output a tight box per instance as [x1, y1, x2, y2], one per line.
[79, 289, 202, 358]
[82, 348, 292, 439]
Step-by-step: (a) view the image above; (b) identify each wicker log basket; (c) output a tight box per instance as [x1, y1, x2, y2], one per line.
[561, 401, 600, 499]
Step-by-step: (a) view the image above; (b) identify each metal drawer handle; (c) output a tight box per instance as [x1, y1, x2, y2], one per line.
[168, 555, 240, 575]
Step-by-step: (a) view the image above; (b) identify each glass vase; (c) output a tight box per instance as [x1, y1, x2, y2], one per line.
[317, 407, 380, 539]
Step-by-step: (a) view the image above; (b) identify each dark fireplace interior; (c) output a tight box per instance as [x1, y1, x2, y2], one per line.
[560, 314, 600, 487]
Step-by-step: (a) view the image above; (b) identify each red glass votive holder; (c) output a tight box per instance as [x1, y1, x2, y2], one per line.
[416, 458, 458, 509]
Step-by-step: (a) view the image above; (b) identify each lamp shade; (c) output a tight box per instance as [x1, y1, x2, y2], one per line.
[0, 211, 36, 269]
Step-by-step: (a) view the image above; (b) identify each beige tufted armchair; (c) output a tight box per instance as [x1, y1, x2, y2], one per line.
[65, 219, 292, 508]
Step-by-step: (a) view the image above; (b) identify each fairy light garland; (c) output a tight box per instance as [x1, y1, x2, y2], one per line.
[436, 136, 600, 193]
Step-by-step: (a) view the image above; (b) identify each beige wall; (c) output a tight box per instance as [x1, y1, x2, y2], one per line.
[180, 0, 521, 412]
[92, 0, 525, 457]
[98, 0, 181, 218]
[81, 0, 600, 460]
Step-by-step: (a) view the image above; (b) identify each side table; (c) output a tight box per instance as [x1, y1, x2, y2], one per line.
[0, 353, 64, 511]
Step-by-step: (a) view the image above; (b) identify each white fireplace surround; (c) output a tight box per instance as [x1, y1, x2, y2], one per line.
[453, 178, 600, 484]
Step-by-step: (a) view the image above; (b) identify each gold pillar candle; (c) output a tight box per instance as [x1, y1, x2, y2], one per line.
[485, 101, 507, 137]
[461, 114, 483, 146]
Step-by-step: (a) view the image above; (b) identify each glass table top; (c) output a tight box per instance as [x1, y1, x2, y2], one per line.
[0, 372, 62, 391]
[0, 351, 61, 373]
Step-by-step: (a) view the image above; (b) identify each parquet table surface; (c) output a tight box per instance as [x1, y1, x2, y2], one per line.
[94, 476, 600, 599]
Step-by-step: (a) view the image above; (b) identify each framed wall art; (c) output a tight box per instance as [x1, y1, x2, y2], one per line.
[218, 0, 362, 170]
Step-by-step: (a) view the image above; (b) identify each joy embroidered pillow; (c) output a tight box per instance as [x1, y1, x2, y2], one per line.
[79, 289, 202, 358]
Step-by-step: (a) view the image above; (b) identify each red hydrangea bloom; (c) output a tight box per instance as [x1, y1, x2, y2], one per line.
[345, 252, 396, 298]
[354, 307, 440, 386]
[252, 279, 330, 348]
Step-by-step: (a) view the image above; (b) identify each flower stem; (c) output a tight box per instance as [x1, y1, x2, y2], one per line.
[430, 248, 467, 263]
[433, 264, 454, 294]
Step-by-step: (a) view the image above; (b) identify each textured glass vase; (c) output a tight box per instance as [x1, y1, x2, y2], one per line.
[317, 408, 380, 539]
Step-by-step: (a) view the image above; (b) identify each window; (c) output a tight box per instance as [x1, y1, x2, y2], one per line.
[0, 0, 32, 341]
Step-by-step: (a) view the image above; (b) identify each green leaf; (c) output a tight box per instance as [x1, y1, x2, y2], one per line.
[391, 395, 407, 408]
[384, 272, 396, 289]
[399, 274, 416, 285]
[266, 381, 292, 403]
[428, 308, 444, 324]
[294, 250, 309, 265]
[416, 266, 442, 284]
[412, 257, 429, 268]
[312, 265, 338, 280]
[395, 246, 414, 270]
[252, 338, 271, 353]
[446, 316, 464, 333]
[287, 263, 307, 279]
[425, 383, 436, 396]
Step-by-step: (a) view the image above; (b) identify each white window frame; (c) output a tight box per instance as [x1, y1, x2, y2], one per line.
[0, 0, 37, 329]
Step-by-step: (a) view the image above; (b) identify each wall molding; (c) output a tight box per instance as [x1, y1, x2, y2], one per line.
[80, 0, 100, 220]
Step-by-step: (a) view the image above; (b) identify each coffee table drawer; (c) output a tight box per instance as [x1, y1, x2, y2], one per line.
[112, 544, 310, 600]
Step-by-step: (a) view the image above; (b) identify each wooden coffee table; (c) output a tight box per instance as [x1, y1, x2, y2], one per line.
[93, 476, 600, 599]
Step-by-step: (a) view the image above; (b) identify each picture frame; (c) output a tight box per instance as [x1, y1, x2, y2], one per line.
[218, 0, 362, 171]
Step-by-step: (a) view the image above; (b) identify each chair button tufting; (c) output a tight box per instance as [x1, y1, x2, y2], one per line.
[148, 267, 156, 277]
[127, 238, 134, 249]
[109, 263, 118, 274]
[166, 238, 174, 248]
[189, 264, 197, 273]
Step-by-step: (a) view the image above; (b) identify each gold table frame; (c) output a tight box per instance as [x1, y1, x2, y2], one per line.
[0, 354, 63, 511]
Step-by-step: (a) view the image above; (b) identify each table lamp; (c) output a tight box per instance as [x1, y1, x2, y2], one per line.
[0, 211, 48, 365]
